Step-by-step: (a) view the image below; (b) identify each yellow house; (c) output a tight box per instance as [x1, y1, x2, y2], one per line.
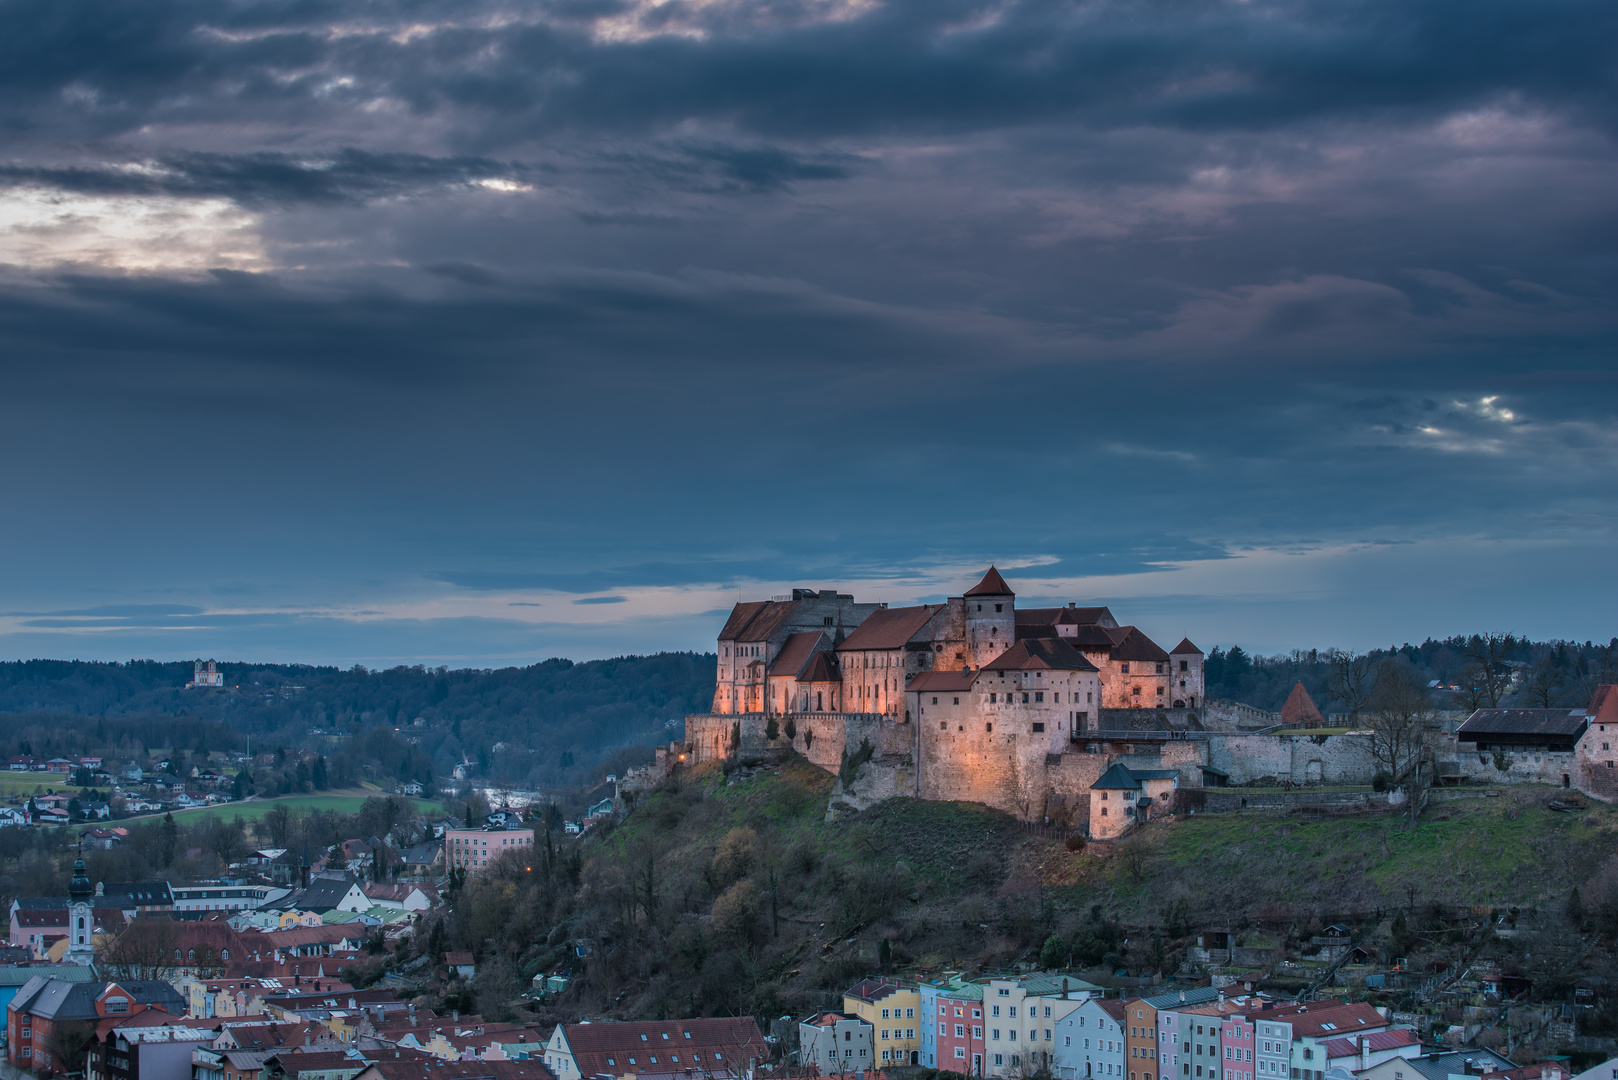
[843, 980, 922, 1067]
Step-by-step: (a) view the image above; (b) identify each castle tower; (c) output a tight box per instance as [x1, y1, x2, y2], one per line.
[67, 847, 94, 964]
[963, 566, 1014, 669]
[1170, 638, 1205, 709]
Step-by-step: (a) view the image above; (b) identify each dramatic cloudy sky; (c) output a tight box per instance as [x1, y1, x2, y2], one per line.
[1, 0, 1614, 666]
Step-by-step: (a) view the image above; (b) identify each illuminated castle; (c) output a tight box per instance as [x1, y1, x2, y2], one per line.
[687, 568, 1207, 826]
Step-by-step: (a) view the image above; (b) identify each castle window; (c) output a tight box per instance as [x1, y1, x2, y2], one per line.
[1157, 687, 1164, 695]
[932, 697, 938, 705]
[1032, 723, 1045, 733]
[986, 723, 993, 733]
[953, 697, 960, 705]
[1180, 660, 1188, 671]
[1121, 663, 1130, 674]
[1133, 687, 1141, 697]
[1034, 692, 1043, 702]
[989, 693, 996, 703]
[1156, 663, 1164, 674]
[1022, 693, 1029, 703]
[941, 722, 948, 730]
[995, 604, 1002, 613]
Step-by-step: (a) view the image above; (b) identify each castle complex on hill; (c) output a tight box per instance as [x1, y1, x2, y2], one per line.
[658, 567, 1618, 835]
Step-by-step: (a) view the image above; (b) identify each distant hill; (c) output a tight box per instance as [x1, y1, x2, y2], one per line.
[0, 652, 716, 789]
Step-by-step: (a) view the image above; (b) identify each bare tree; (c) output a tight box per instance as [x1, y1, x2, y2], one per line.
[1520, 657, 1564, 708]
[98, 918, 182, 981]
[45, 1019, 96, 1077]
[1464, 633, 1517, 707]
[1326, 651, 1380, 720]
[1364, 667, 1440, 825]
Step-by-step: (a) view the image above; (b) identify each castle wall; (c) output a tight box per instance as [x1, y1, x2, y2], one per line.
[1207, 733, 1374, 785]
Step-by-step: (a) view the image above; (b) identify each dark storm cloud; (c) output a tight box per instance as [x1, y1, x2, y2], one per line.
[0, 150, 529, 206]
[0, 0, 1613, 663]
[0, 0, 1611, 148]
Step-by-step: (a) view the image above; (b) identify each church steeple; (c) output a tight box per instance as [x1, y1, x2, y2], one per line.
[67, 843, 94, 963]
[69, 849, 92, 901]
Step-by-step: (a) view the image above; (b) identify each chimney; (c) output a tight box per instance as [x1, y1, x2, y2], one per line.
[305, 1030, 312, 1047]
[1179, 992, 1186, 1003]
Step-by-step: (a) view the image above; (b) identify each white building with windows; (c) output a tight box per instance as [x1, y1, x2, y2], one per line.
[799, 1012, 874, 1075]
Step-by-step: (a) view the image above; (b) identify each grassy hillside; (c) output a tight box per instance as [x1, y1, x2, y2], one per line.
[434, 758, 1617, 1027]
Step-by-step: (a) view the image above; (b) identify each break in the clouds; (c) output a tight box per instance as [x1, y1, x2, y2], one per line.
[0, 0, 1613, 665]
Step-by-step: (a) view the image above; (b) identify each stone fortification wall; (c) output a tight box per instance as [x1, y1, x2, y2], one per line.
[1208, 732, 1374, 785]
[1094, 707, 1204, 732]
[1203, 699, 1281, 731]
[1441, 738, 1581, 787]
[684, 711, 909, 774]
[1193, 789, 1384, 813]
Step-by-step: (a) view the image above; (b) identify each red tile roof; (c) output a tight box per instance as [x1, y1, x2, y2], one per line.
[1106, 626, 1170, 663]
[1322, 1029, 1419, 1059]
[1171, 638, 1203, 655]
[964, 567, 1013, 597]
[1284, 1001, 1387, 1039]
[769, 631, 829, 678]
[558, 1017, 768, 1079]
[837, 606, 939, 652]
[1588, 684, 1618, 723]
[1281, 683, 1325, 726]
[798, 652, 842, 683]
[983, 637, 1100, 673]
[908, 670, 977, 693]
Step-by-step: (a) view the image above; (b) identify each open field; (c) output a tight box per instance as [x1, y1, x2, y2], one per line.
[0, 772, 89, 800]
[89, 790, 446, 828]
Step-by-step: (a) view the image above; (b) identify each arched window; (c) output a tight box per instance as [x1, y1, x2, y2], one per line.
[221, 949, 229, 961]
[188, 948, 197, 961]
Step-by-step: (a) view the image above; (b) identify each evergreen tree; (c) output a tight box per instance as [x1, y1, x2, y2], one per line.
[160, 812, 178, 867]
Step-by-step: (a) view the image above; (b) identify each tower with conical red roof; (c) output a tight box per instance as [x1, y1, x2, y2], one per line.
[963, 566, 1014, 668]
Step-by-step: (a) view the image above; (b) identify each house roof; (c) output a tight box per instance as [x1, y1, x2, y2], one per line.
[1014, 973, 1103, 997]
[1016, 607, 1116, 629]
[964, 567, 1013, 597]
[1402, 1049, 1516, 1080]
[719, 600, 803, 644]
[794, 651, 840, 683]
[1281, 683, 1325, 726]
[1284, 1001, 1387, 1038]
[844, 979, 902, 1003]
[718, 601, 771, 642]
[1459, 710, 1589, 738]
[1140, 985, 1222, 1010]
[908, 670, 978, 693]
[261, 924, 362, 949]
[445, 952, 475, 966]
[558, 1017, 768, 1079]
[355, 1061, 556, 1080]
[983, 637, 1100, 673]
[1107, 627, 1171, 663]
[12, 977, 186, 1021]
[1070, 624, 1122, 650]
[769, 631, 829, 678]
[1322, 1029, 1420, 1058]
[1097, 1000, 1129, 1023]
[100, 882, 175, 906]
[1091, 763, 1142, 790]
[1589, 684, 1618, 722]
[269, 876, 363, 913]
[1171, 638, 1204, 656]
[838, 606, 940, 652]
